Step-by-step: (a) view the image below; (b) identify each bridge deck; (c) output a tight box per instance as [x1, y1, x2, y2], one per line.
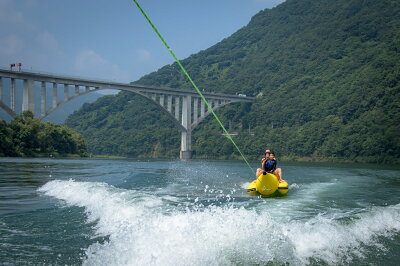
[0, 68, 255, 101]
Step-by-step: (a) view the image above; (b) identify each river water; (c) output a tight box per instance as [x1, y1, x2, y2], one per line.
[0, 157, 399, 265]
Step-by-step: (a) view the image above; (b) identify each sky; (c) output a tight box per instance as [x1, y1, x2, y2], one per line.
[0, 0, 285, 83]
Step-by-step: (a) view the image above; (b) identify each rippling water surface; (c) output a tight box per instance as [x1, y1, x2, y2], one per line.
[0, 157, 399, 265]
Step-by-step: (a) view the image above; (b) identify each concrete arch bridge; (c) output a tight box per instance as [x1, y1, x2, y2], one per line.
[0, 68, 255, 158]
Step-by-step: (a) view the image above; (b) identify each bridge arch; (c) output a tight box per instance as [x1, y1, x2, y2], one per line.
[0, 68, 255, 158]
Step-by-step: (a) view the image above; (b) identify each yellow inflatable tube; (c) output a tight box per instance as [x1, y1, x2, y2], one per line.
[247, 172, 289, 196]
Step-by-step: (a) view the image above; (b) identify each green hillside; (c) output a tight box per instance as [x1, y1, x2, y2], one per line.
[1, 111, 87, 157]
[66, 0, 400, 163]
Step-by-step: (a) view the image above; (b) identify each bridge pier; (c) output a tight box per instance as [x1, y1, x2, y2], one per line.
[52, 83, 57, 109]
[174, 96, 180, 120]
[11, 78, 16, 111]
[180, 150, 192, 159]
[22, 79, 34, 112]
[0, 77, 2, 101]
[63, 84, 68, 102]
[41, 81, 46, 117]
[180, 95, 192, 159]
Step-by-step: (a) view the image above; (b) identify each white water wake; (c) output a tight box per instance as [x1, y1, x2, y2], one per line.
[39, 180, 400, 265]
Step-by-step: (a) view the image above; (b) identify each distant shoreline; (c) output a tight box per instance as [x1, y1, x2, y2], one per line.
[1, 154, 398, 166]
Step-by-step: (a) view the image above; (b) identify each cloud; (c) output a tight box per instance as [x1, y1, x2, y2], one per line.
[0, 0, 65, 72]
[0, 0, 132, 82]
[0, 35, 24, 56]
[35, 31, 60, 53]
[74, 49, 109, 71]
[24, 0, 37, 8]
[74, 49, 131, 82]
[137, 49, 151, 61]
[0, 0, 24, 24]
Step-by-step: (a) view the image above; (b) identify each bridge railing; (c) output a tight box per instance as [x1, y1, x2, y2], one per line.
[0, 66, 120, 84]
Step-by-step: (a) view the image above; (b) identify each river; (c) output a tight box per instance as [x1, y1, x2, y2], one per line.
[0, 157, 399, 265]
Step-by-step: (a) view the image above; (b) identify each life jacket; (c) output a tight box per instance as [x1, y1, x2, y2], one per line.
[263, 159, 277, 173]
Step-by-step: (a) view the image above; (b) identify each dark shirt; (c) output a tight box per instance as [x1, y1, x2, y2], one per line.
[263, 159, 277, 173]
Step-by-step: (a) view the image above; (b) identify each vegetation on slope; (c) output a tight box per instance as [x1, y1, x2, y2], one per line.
[66, 0, 400, 163]
[66, 93, 180, 158]
[0, 111, 87, 157]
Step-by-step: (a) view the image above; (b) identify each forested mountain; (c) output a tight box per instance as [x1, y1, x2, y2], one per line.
[66, 0, 400, 163]
[42, 92, 103, 124]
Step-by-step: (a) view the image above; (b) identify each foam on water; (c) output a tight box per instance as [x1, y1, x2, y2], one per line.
[39, 180, 400, 266]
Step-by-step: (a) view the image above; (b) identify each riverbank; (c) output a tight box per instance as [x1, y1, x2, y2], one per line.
[2, 152, 398, 166]
[193, 153, 400, 165]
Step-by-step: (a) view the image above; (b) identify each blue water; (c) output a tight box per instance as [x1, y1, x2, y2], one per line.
[0, 158, 399, 265]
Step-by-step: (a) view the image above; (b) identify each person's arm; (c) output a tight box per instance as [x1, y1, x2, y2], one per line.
[261, 159, 267, 174]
